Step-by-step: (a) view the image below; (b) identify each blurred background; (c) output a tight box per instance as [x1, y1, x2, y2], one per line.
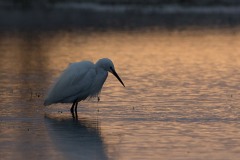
[1, 0, 240, 30]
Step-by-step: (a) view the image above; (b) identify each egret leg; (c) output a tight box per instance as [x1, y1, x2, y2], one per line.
[73, 102, 78, 120]
[70, 102, 76, 113]
[74, 110, 78, 120]
[74, 102, 78, 113]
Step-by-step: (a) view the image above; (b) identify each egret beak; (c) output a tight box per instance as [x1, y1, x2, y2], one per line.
[110, 68, 125, 87]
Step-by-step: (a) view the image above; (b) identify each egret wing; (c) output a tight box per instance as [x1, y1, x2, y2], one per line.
[44, 61, 96, 105]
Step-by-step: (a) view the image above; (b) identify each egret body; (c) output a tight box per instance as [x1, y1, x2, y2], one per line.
[44, 58, 125, 114]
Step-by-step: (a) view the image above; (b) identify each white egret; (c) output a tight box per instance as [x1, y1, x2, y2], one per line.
[44, 58, 125, 114]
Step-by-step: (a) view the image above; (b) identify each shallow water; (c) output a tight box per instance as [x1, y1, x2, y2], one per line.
[1, 28, 240, 159]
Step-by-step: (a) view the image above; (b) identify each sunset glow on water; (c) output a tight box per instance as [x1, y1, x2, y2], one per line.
[1, 29, 240, 159]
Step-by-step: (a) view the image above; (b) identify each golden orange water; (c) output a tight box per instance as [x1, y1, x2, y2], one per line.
[1, 29, 240, 159]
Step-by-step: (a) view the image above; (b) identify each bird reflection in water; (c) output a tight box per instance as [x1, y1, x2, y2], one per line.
[44, 113, 108, 160]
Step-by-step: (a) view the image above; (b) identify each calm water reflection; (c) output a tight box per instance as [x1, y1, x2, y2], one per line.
[45, 113, 107, 160]
[1, 28, 240, 159]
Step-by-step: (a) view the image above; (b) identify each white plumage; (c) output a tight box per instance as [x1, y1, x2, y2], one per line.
[44, 58, 125, 113]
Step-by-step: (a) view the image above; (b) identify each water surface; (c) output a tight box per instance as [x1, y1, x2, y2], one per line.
[1, 28, 240, 159]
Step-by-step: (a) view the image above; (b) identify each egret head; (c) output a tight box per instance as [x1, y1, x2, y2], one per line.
[96, 58, 125, 87]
